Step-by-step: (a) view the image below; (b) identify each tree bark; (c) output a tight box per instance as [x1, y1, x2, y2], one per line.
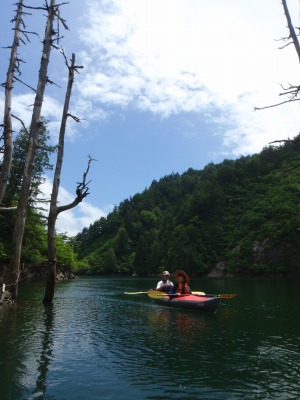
[43, 53, 76, 303]
[281, 0, 300, 63]
[255, 1, 300, 111]
[5, 0, 57, 302]
[0, 0, 23, 205]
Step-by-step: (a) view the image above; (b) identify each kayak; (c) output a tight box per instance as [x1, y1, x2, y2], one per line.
[147, 290, 220, 312]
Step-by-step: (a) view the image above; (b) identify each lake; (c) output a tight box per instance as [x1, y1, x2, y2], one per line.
[0, 276, 299, 400]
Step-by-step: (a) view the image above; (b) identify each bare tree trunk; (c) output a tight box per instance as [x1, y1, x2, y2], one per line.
[5, 0, 57, 302]
[281, 0, 300, 63]
[43, 52, 91, 304]
[255, 1, 300, 111]
[43, 53, 76, 303]
[0, 0, 23, 205]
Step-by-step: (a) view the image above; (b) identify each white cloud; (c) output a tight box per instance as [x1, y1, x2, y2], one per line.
[75, 0, 300, 154]
[0, 92, 85, 143]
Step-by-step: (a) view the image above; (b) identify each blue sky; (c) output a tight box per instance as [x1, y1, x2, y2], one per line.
[0, 0, 300, 236]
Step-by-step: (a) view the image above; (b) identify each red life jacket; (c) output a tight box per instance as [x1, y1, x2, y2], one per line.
[177, 282, 190, 294]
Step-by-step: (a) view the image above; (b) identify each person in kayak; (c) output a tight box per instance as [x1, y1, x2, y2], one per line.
[156, 271, 174, 293]
[170, 270, 191, 295]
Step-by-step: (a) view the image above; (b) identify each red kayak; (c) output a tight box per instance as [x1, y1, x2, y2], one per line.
[147, 290, 220, 312]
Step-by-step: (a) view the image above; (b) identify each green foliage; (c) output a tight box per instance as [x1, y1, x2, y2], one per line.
[72, 135, 300, 276]
[22, 220, 48, 263]
[56, 234, 78, 266]
[0, 120, 78, 273]
[103, 247, 117, 273]
[2, 118, 56, 206]
[0, 242, 9, 259]
[2, 129, 300, 277]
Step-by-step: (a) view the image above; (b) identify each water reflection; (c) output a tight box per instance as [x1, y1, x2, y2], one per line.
[0, 278, 299, 400]
[0, 305, 20, 400]
[147, 307, 208, 344]
[34, 304, 54, 399]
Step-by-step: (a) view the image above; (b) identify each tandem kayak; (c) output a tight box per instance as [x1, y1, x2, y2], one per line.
[147, 290, 220, 312]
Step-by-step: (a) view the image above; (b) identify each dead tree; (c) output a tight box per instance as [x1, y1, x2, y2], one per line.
[255, 0, 300, 111]
[44, 157, 92, 303]
[4, 0, 58, 302]
[0, 0, 24, 207]
[43, 53, 89, 304]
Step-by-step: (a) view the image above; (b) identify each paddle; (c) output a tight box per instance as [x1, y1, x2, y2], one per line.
[124, 291, 236, 299]
[124, 291, 148, 295]
[124, 291, 204, 295]
[197, 293, 236, 299]
[147, 291, 237, 299]
[124, 291, 183, 296]
[124, 291, 177, 296]
[124, 291, 178, 296]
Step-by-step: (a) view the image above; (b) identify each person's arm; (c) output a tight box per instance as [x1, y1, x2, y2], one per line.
[156, 281, 163, 289]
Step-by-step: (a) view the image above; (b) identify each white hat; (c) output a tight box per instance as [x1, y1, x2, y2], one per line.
[162, 271, 170, 276]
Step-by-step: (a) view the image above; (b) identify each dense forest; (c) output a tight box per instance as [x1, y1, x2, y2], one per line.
[72, 136, 300, 277]
[1, 133, 300, 279]
[0, 121, 78, 280]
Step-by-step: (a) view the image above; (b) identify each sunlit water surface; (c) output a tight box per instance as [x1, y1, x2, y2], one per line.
[0, 277, 299, 400]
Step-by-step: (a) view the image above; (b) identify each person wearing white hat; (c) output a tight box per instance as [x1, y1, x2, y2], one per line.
[155, 271, 174, 293]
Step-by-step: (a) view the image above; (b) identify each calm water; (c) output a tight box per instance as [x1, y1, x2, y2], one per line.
[0, 277, 299, 400]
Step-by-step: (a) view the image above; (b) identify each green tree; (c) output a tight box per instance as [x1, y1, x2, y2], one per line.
[2, 119, 55, 206]
[103, 247, 117, 273]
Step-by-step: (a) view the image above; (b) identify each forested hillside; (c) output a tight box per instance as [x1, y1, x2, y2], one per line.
[1, 135, 300, 278]
[72, 136, 300, 277]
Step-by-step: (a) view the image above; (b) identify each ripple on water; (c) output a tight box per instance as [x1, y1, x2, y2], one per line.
[1, 278, 300, 400]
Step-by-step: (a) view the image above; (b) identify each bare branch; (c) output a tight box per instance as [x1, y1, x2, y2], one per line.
[46, 77, 61, 88]
[11, 114, 29, 135]
[14, 57, 26, 76]
[60, 47, 83, 72]
[255, 1, 300, 110]
[13, 76, 36, 92]
[0, 206, 18, 213]
[270, 139, 295, 144]
[55, 8, 69, 31]
[19, 29, 40, 43]
[254, 98, 300, 111]
[67, 113, 81, 123]
[278, 41, 294, 50]
[56, 155, 94, 214]
[22, 2, 69, 11]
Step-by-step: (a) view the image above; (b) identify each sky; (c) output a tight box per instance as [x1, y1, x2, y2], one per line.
[0, 0, 300, 236]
